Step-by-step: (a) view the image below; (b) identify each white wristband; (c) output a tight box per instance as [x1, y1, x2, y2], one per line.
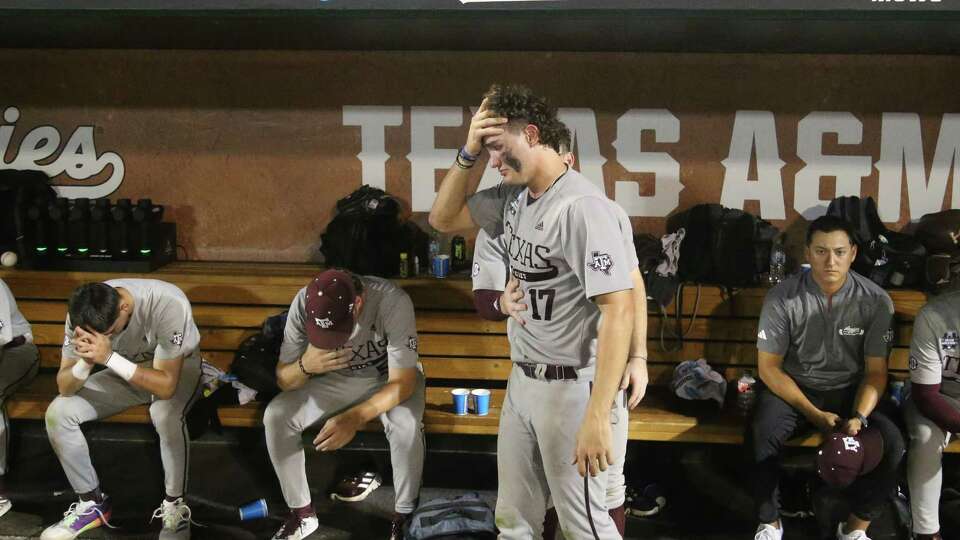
[71, 360, 93, 381]
[106, 352, 138, 381]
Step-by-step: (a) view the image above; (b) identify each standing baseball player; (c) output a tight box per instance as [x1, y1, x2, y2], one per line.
[42, 279, 202, 540]
[0, 278, 40, 518]
[264, 269, 424, 540]
[750, 216, 905, 540]
[461, 83, 635, 539]
[468, 139, 649, 538]
[905, 287, 960, 540]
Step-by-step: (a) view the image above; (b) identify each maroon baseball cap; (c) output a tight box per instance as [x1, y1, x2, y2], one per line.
[817, 427, 884, 487]
[304, 270, 357, 350]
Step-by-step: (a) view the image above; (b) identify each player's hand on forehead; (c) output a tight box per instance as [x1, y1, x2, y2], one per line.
[467, 97, 508, 156]
[72, 325, 97, 343]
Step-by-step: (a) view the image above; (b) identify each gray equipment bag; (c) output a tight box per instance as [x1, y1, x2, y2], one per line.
[405, 492, 496, 540]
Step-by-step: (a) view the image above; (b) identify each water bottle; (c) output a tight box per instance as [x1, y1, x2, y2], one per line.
[736, 371, 757, 415]
[889, 380, 905, 407]
[428, 231, 441, 277]
[768, 236, 786, 284]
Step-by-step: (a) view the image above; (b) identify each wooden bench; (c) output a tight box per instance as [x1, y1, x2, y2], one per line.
[2, 262, 956, 451]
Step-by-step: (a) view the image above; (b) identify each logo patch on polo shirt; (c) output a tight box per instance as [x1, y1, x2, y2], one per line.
[757, 330, 768, 340]
[882, 329, 894, 343]
[839, 326, 864, 336]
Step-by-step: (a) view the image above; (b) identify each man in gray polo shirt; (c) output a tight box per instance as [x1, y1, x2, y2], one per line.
[749, 216, 904, 540]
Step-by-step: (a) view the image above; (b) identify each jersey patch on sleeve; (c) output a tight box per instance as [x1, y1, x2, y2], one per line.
[472, 262, 480, 278]
[171, 332, 184, 346]
[407, 336, 418, 352]
[882, 329, 894, 343]
[757, 330, 767, 340]
[587, 251, 613, 275]
[909, 356, 920, 370]
[940, 331, 958, 351]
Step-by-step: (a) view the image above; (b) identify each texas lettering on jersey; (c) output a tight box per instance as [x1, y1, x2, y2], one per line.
[347, 334, 389, 372]
[504, 219, 558, 283]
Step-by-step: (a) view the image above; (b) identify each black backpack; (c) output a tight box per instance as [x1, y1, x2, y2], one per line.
[674, 204, 779, 287]
[0, 169, 57, 256]
[320, 185, 413, 278]
[826, 196, 926, 287]
[229, 310, 287, 401]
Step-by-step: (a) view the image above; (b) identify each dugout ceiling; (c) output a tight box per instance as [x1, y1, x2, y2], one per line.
[1, 0, 959, 54]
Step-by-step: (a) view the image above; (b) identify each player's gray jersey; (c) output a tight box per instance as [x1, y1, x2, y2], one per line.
[756, 270, 894, 391]
[909, 289, 960, 397]
[503, 168, 635, 368]
[280, 275, 419, 377]
[468, 183, 524, 238]
[471, 229, 509, 292]
[0, 278, 32, 345]
[62, 279, 200, 363]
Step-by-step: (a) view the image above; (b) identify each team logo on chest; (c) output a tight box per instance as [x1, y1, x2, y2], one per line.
[588, 251, 613, 275]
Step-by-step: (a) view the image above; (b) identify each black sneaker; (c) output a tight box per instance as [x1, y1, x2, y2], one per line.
[624, 484, 666, 517]
[389, 512, 411, 540]
[329, 471, 382, 503]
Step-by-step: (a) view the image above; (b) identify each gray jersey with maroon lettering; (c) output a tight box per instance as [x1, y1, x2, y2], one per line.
[62, 279, 200, 363]
[503, 168, 635, 368]
[909, 288, 960, 398]
[279, 275, 419, 378]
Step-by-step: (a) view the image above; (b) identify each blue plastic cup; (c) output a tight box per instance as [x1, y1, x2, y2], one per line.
[238, 498, 268, 521]
[451, 388, 469, 415]
[471, 389, 491, 416]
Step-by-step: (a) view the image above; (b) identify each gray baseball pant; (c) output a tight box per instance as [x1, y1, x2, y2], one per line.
[495, 364, 624, 540]
[905, 392, 960, 536]
[0, 342, 39, 475]
[263, 369, 426, 514]
[44, 352, 202, 497]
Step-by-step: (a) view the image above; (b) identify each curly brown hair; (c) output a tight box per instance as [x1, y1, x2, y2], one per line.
[484, 83, 567, 153]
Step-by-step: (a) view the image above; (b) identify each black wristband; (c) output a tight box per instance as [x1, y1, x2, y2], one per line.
[298, 357, 312, 376]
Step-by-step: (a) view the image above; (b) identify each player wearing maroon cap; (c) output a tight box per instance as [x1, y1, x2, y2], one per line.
[264, 269, 424, 540]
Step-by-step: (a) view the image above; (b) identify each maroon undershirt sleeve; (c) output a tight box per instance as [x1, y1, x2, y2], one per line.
[474, 289, 508, 321]
[912, 382, 960, 434]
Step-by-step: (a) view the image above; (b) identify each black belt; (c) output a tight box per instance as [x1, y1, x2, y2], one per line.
[517, 363, 579, 381]
[2, 336, 26, 350]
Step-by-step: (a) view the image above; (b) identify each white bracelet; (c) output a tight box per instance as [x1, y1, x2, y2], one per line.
[71, 360, 93, 381]
[106, 352, 138, 381]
